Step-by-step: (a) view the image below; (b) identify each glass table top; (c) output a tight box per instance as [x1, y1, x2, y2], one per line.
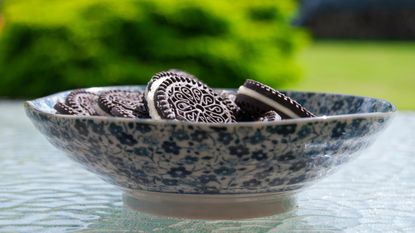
[0, 101, 414, 233]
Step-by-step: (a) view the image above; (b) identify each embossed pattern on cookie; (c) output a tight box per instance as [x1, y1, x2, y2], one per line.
[98, 90, 148, 118]
[62, 90, 99, 116]
[147, 72, 236, 123]
[54, 102, 82, 115]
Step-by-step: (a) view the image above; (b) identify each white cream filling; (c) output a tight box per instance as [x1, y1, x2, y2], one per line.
[146, 76, 170, 120]
[238, 86, 299, 119]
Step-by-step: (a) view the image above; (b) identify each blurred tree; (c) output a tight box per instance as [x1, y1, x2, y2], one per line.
[0, 0, 3, 32]
[0, 0, 307, 98]
[0, 15, 3, 32]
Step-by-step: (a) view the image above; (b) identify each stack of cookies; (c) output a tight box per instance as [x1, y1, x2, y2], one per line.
[54, 70, 315, 123]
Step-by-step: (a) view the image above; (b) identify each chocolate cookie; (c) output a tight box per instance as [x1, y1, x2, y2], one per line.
[54, 102, 82, 115]
[145, 70, 197, 98]
[146, 71, 236, 123]
[256, 111, 282, 122]
[235, 80, 316, 119]
[219, 90, 239, 115]
[145, 71, 175, 99]
[97, 90, 148, 118]
[56, 90, 100, 116]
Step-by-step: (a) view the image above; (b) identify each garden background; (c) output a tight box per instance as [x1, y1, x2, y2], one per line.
[0, 0, 414, 109]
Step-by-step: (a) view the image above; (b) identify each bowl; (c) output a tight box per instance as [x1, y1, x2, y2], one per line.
[25, 86, 395, 219]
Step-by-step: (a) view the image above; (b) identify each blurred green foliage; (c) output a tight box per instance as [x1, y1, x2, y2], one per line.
[0, 0, 307, 98]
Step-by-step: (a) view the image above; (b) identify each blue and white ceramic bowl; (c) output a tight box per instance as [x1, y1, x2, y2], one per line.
[25, 86, 395, 219]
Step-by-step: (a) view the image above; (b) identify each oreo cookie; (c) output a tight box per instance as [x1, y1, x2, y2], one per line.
[54, 90, 100, 116]
[146, 71, 236, 123]
[54, 102, 82, 115]
[256, 111, 282, 122]
[218, 90, 256, 122]
[219, 90, 239, 115]
[97, 90, 148, 118]
[235, 80, 316, 119]
[146, 70, 196, 98]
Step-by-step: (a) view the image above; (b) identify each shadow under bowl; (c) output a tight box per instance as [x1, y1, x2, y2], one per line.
[25, 86, 395, 219]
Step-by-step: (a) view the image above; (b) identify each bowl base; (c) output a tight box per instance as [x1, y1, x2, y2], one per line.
[123, 191, 296, 220]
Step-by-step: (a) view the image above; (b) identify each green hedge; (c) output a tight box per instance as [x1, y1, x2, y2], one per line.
[0, 0, 307, 98]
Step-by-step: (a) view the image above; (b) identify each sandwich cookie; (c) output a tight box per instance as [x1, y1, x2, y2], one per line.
[218, 90, 256, 122]
[145, 70, 196, 98]
[146, 71, 236, 123]
[235, 80, 315, 119]
[54, 90, 99, 116]
[219, 90, 239, 115]
[97, 90, 148, 118]
[54, 102, 82, 115]
[256, 111, 282, 122]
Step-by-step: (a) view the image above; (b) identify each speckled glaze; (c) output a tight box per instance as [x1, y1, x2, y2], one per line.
[25, 86, 395, 195]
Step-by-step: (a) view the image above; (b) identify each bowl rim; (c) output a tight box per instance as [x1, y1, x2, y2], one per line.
[25, 86, 396, 127]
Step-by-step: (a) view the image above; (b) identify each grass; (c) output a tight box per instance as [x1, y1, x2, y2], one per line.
[285, 41, 415, 110]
